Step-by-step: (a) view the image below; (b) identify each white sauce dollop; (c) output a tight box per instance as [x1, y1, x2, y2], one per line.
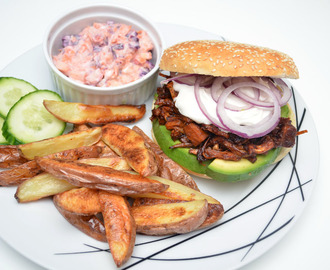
[173, 81, 272, 127]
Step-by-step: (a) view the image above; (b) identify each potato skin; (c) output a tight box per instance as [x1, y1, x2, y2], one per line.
[0, 145, 28, 169]
[54, 199, 107, 243]
[35, 157, 169, 195]
[0, 160, 43, 186]
[0, 145, 102, 187]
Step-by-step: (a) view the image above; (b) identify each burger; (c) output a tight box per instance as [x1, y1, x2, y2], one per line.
[151, 40, 299, 182]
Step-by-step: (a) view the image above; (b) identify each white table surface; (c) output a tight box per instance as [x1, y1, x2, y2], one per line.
[0, 0, 329, 269]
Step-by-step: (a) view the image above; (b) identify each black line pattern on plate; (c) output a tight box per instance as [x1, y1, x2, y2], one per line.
[55, 86, 313, 269]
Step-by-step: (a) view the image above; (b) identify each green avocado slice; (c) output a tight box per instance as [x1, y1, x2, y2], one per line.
[152, 105, 291, 182]
[206, 148, 280, 182]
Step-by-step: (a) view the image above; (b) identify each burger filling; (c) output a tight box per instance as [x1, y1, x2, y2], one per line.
[151, 75, 297, 163]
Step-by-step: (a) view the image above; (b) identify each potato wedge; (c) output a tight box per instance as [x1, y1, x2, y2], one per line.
[54, 201, 107, 242]
[78, 157, 131, 171]
[0, 160, 43, 186]
[132, 126, 199, 191]
[131, 200, 208, 235]
[18, 127, 102, 160]
[94, 140, 118, 157]
[35, 157, 169, 195]
[130, 175, 220, 205]
[15, 172, 76, 202]
[1, 145, 103, 187]
[132, 197, 183, 207]
[99, 191, 136, 267]
[200, 203, 224, 229]
[48, 145, 103, 160]
[72, 123, 92, 132]
[53, 188, 101, 215]
[102, 124, 157, 177]
[43, 100, 146, 124]
[132, 197, 224, 229]
[0, 145, 28, 168]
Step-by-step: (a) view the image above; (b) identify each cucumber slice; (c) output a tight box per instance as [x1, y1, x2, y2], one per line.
[2, 90, 66, 144]
[0, 77, 37, 119]
[0, 117, 8, 144]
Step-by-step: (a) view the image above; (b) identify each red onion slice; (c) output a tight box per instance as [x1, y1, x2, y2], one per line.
[216, 82, 281, 138]
[211, 77, 227, 101]
[211, 78, 253, 111]
[160, 73, 195, 86]
[272, 78, 292, 106]
[233, 82, 275, 108]
[194, 77, 229, 131]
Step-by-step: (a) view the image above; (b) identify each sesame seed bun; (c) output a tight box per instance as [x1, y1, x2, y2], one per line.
[160, 40, 299, 79]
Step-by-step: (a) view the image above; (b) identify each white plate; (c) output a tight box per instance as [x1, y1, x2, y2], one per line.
[0, 23, 319, 270]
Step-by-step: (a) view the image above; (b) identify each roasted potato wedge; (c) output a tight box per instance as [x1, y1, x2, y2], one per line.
[132, 197, 183, 207]
[131, 200, 208, 235]
[78, 157, 131, 171]
[1, 145, 102, 187]
[132, 126, 199, 191]
[102, 124, 157, 177]
[18, 127, 102, 160]
[36, 157, 169, 195]
[0, 145, 28, 168]
[48, 145, 103, 160]
[54, 201, 107, 242]
[15, 172, 76, 202]
[94, 140, 118, 157]
[130, 175, 220, 205]
[53, 188, 101, 215]
[0, 160, 43, 186]
[132, 197, 224, 229]
[72, 123, 92, 132]
[200, 203, 224, 229]
[43, 100, 146, 124]
[99, 191, 136, 267]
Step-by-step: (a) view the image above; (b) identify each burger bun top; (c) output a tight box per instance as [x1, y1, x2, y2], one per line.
[160, 40, 299, 79]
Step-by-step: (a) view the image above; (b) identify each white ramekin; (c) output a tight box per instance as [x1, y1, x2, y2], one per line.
[43, 4, 163, 105]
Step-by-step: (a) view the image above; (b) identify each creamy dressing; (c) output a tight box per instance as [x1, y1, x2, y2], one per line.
[173, 81, 272, 126]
